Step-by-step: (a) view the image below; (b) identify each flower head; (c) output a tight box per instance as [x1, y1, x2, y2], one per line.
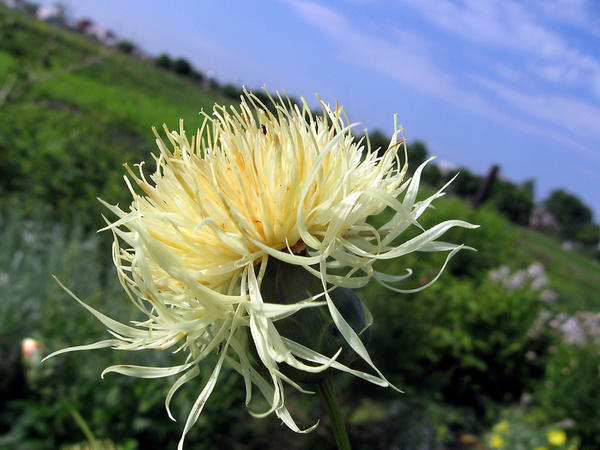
[47, 90, 477, 448]
[489, 433, 506, 449]
[492, 419, 510, 434]
[547, 429, 567, 446]
[22, 337, 42, 358]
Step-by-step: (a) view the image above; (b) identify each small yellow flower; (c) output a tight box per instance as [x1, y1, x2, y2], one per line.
[547, 429, 567, 446]
[46, 89, 476, 448]
[492, 419, 510, 434]
[489, 433, 505, 448]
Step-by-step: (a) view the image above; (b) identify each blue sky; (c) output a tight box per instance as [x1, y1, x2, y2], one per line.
[39, 0, 600, 219]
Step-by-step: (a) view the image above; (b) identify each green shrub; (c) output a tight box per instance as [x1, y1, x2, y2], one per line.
[535, 342, 600, 449]
[360, 192, 538, 414]
[363, 274, 550, 414]
[424, 279, 549, 409]
[488, 179, 534, 226]
[484, 407, 578, 450]
[545, 189, 594, 237]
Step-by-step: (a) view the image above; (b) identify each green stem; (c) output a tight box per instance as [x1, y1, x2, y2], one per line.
[61, 394, 97, 447]
[318, 377, 351, 450]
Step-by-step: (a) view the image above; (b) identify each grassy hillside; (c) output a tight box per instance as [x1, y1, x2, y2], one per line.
[0, 4, 229, 228]
[514, 228, 600, 312]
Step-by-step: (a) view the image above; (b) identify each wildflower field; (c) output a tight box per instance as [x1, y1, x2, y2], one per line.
[1, 5, 599, 449]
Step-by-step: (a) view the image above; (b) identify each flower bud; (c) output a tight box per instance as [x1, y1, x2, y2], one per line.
[259, 260, 371, 383]
[21, 337, 46, 388]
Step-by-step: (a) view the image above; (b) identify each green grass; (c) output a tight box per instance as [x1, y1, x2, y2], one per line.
[0, 5, 230, 228]
[514, 227, 600, 312]
[0, 5, 223, 127]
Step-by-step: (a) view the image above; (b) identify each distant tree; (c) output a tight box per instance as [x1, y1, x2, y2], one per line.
[523, 178, 535, 197]
[172, 58, 192, 76]
[23, 3, 39, 15]
[360, 134, 440, 182]
[154, 53, 172, 69]
[116, 40, 135, 54]
[222, 84, 242, 99]
[574, 223, 600, 247]
[287, 95, 302, 109]
[250, 90, 267, 102]
[406, 140, 428, 168]
[367, 130, 390, 157]
[421, 163, 443, 187]
[489, 179, 534, 225]
[207, 77, 220, 91]
[448, 168, 483, 199]
[251, 90, 275, 111]
[310, 108, 323, 119]
[53, 2, 68, 26]
[545, 189, 595, 241]
[190, 70, 205, 83]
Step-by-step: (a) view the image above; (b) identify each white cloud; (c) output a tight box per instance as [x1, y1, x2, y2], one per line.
[285, 0, 348, 34]
[494, 63, 522, 83]
[536, 0, 600, 38]
[474, 75, 600, 144]
[398, 0, 600, 99]
[284, 0, 599, 162]
[285, 0, 449, 96]
[437, 159, 458, 172]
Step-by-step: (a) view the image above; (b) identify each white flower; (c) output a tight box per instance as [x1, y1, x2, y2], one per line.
[46, 90, 477, 448]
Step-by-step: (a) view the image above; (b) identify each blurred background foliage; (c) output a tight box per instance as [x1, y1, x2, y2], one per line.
[1, 5, 599, 449]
